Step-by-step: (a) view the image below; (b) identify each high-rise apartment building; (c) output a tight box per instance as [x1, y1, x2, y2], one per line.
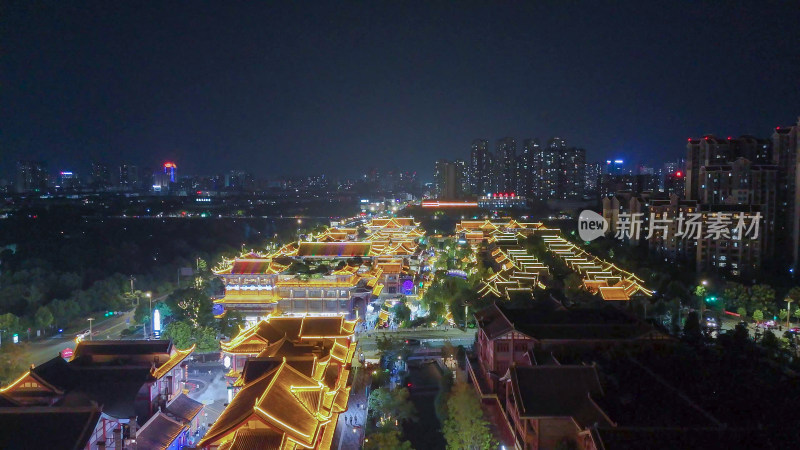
[773, 118, 800, 270]
[561, 147, 586, 199]
[516, 139, 539, 198]
[90, 162, 111, 191]
[494, 137, 517, 193]
[532, 140, 560, 201]
[15, 160, 48, 193]
[585, 162, 603, 197]
[686, 135, 771, 201]
[469, 139, 492, 195]
[119, 163, 139, 191]
[56, 171, 80, 191]
[697, 158, 778, 258]
[433, 159, 463, 199]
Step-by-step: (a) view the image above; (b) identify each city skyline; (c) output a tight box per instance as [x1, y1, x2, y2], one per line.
[3, 2, 799, 179]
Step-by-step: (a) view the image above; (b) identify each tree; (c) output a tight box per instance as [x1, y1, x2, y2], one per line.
[724, 282, 749, 309]
[368, 387, 417, 428]
[162, 321, 193, 348]
[762, 330, 780, 349]
[749, 285, 775, 312]
[364, 428, 413, 450]
[0, 313, 21, 335]
[34, 305, 54, 330]
[442, 380, 495, 450]
[779, 309, 789, 321]
[682, 311, 702, 345]
[391, 301, 412, 325]
[434, 370, 454, 422]
[195, 326, 219, 352]
[162, 321, 219, 352]
[736, 307, 748, 318]
[0, 343, 30, 384]
[753, 309, 764, 323]
[218, 310, 246, 337]
[165, 288, 213, 327]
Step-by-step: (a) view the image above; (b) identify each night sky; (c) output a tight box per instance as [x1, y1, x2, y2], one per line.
[2, 1, 799, 180]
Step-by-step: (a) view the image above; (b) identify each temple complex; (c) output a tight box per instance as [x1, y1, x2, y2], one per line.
[198, 315, 357, 449]
[212, 218, 423, 322]
[0, 339, 201, 450]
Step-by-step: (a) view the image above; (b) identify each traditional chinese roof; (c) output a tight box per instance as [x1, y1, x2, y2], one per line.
[599, 286, 631, 301]
[296, 242, 372, 257]
[0, 405, 102, 450]
[506, 365, 613, 427]
[331, 264, 360, 275]
[226, 259, 289, 275]
[198, 359, 348, 449]
[377, 261, 403, 273]
[269, 242, 300, 258]
[368, 217, 418, 228]
[152, 344, 195, 379]
[218, 428, 285, 449]
[166, 393, 204, 423]
[136, 411, 187, 450]
[221, 316, 356, 354]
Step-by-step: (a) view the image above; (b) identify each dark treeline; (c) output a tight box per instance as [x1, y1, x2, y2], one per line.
[0, 205, 324, 337]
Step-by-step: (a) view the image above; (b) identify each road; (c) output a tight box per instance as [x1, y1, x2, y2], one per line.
[24, 310, 136, 366]
[356, 327, 476, 360]
[24, 294, 169, 367]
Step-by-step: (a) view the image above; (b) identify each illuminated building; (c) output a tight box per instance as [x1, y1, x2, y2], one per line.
[516, 139, 539, 199]
[219, 315, 356, 381]
[527, 137, 586, 201]
[470, 139, 493, 195]
[478, 193, 527, 209]
[0, 340, 199, 450]
[15, 160, 48, 193]
[56, 171, 80, 191]
[773, 118, 800, 270]
[119, 163, 139, 190]
[90, 162, 111, 191]
[585, 161, 603, 197]
[532, 140, 559, 201]
[494, 137, 517, 193]
[599, 173, 659, 197]
[434, 159, 465, 199]
[213, 254, 369, 320]
[698, 158, 777, 259]
[561, 146, 586, 199]
[163, 162, 177, 182]
[663, 170, 685, 197]
[153, 162, 177, 192]
[201, 316, 357, 449]
[213, 218, 423, 320]
[646, 195, 698, 262]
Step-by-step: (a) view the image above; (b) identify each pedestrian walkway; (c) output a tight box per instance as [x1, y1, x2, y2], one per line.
[334, 389, 368, 450]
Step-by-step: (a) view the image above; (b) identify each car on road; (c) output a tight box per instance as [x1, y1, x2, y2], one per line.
[75, 330, 91, 342]
[404, 338, 421, 346]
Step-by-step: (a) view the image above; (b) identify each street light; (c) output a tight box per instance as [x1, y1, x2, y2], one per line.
[87, 318, 94, 341]
[786, 297, 794, 329]
[147, 292, 153, 339]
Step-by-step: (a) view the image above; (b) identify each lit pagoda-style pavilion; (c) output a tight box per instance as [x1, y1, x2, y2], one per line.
[202, 315, 357, 449]
[220, 315, 357, 381]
